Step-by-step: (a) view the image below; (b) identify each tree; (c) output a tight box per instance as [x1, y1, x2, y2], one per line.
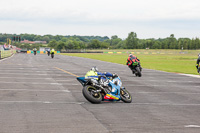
[56, 41, 65, 51]
[110, 35, 122, 49]
[168, 34, 177, 49]
[87, 40, 101, 49]
[42, 36, 50, 43]
[100, 42, 109, 49]
[65, 40, 74, 50]
[48, 40, 57, 47]
[126, 32, 138, 49]
[61, 37, 67, 42]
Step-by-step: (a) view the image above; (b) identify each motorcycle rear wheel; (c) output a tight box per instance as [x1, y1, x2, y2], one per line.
[82, 85, 102, 104]
[120, 88, 132, 103]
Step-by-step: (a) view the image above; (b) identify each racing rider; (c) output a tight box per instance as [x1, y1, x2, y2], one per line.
[126, 54, 142, 72]
[50, 48, 55, 54]
[85, 66, 117, 86]
[33, 48, 37, 55]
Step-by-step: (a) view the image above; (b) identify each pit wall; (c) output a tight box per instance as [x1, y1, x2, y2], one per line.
[27, 51, 60, 54]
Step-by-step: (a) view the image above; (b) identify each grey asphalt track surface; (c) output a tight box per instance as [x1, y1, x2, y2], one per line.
[0, 53, 200, 133]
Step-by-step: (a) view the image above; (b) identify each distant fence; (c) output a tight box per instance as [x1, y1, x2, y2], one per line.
[27, 51, 60, 54]
[59, 49, 103, 53]
[61, 51, 103, 53]
[0, 50, 16, 59]
[103, 51, 190, 55]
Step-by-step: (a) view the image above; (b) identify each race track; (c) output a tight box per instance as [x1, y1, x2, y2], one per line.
[0, 53, 200, 133]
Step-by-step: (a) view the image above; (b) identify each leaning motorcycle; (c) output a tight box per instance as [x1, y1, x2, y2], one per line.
[129, 62, 142, 77]
[77, 75, 132, 104]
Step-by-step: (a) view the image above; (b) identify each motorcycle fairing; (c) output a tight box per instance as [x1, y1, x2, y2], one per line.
[103, 93, 120, 101]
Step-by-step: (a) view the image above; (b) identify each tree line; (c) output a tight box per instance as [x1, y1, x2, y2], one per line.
[0, 32, 200, 50]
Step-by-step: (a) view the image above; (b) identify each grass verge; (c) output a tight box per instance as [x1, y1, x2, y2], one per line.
[59, 51, 198, 75]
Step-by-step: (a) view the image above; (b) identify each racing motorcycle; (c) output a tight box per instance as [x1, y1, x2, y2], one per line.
[51, 52, 54, 58]
[129, 62, 142, 77]
[47, 51, 50, 56]
[77, 75, 132, 104]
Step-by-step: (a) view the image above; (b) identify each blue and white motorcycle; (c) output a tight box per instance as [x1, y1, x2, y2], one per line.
[77, 75, 132, 104]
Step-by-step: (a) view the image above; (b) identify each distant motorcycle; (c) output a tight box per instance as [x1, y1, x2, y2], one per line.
[34, 51, 36, 55]
[51, 52, 54, 58]
[129, 62, 142, 77]
[47, 51, 50, 56]
[77, 75, 132, 104]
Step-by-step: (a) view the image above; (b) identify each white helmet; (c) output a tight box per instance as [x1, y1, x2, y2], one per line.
[129, 54, 133, 57]
[91, 66, 98, 72]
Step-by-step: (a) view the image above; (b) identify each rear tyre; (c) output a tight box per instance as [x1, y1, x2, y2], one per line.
[82, 85, 102, 104]
[120, 88, 132, 103]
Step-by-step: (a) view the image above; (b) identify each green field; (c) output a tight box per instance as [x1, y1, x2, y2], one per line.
[60, 50, 200, 75]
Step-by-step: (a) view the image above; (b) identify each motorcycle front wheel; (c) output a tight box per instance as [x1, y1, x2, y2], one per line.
[120, 88, 132, 103]
[82, 85, 102, 104]
[135, 67, 142, 77]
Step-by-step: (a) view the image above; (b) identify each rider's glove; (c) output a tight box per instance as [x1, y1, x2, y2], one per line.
[112, 73, 118, 78]
[196, 64, 198, 69]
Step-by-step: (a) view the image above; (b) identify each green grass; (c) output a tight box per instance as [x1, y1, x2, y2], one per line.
[60, 50, 198, 75]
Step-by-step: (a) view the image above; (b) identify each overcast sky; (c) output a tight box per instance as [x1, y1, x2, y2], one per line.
[0, 0, 200, 39]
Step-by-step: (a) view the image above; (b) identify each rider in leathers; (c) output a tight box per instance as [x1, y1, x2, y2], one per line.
[85, 66, 117, 86]
[126, 54, 141, 73]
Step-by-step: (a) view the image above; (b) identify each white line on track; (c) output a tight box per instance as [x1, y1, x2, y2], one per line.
[0, 68, 53, 71]
[0, 81, 198, 87]
[0, 77, 52, 80]
[0, 89, 70, 92]
[0, 81, 62, 85]
[0, 73, 48, 75]
[178, 73, 200, 78]
[0, 77, 74, 80]
[54, 79, 76, 81]
[126, 84, 200, 88]
[0, 81, 79, 85]
[122, 79, 198, 83]
[2, 100, 199, 106]
[0, 73, 73, 76]
[132, 92, 200, 94]
[0, 101, 84, 104]
[185, 125, 200, 128]
[130, 103, 200, 106]
[2, 101, 198, 106]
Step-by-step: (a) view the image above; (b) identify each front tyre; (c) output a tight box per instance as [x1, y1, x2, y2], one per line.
[135, 67, 142, 77]
[120, 88, 132, 103]
[82, 85, 102, 104]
